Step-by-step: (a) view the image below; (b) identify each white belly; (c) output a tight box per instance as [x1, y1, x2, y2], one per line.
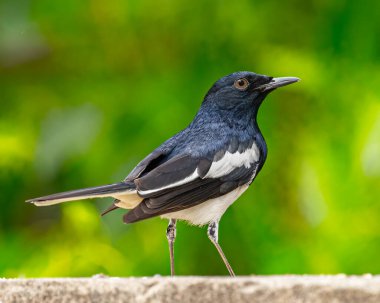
[160, 185, 249, 226]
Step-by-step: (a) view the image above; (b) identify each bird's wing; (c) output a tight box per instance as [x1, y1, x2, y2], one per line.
[124, 141, 261, 223]
[124, 149, 168, 181]
[134, 154, 212, 195]
[124, 128, 189, 181]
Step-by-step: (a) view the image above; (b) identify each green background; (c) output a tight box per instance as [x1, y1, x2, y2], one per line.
[0, 0, 379, 277]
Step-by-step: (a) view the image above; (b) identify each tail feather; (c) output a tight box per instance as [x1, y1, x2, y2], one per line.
[27, 182, 135, 206]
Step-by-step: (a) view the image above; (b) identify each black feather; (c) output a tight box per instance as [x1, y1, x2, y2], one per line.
[27, 182, 135, 203]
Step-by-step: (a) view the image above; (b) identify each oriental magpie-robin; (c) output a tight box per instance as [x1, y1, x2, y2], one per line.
[27, 71, 299, 276]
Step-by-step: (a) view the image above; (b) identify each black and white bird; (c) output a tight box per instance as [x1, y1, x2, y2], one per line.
[27, 71, 299, 276]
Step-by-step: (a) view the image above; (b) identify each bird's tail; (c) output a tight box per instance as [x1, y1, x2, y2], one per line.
[26, 182, 136, 206]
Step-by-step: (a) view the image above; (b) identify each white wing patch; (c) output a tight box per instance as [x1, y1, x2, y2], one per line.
[138, 169, 199, 196]
[204, 142, 260, 179]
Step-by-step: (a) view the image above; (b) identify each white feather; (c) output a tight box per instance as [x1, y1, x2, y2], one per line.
[138, 168, 199, 195]
[114, 191, 143, 209]
[204, 143, 260, 178]
[161, 185, 249, 226]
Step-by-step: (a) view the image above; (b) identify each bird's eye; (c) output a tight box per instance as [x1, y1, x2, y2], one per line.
[234, 78, 249, 91]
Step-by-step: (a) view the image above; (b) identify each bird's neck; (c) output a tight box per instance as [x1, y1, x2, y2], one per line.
[189, 103, 267, 164]
[195, 102, 260, 131]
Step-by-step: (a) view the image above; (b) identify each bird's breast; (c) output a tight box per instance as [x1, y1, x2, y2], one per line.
[160, 185, 249, 226]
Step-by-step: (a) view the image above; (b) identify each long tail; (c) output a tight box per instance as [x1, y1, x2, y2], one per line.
[27, 182, 135, 206]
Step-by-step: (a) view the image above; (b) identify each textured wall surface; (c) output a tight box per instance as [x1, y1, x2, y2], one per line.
[0, 275, 379, 303]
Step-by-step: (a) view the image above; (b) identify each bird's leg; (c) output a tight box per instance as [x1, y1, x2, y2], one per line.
[207, 220, 236, 277]
[166, 219, 177, 276]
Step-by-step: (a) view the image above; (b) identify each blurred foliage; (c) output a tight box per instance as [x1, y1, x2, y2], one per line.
[0, 0, 379, 277]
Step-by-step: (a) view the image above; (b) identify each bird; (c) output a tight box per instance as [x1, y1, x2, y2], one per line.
[27, 71, 299, 276]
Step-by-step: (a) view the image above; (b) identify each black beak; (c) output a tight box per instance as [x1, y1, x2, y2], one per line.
[257, 76, 300, 92]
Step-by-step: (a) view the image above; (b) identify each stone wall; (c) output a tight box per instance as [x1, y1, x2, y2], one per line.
[1, 275, 379, 303]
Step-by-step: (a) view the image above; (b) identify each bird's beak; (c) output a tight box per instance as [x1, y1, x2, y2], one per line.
[257, 77, 300, 92]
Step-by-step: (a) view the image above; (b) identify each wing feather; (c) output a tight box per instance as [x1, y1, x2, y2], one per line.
[124, 139, 261, 223]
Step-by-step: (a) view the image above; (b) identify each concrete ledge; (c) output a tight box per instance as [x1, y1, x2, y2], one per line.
[1, 275, 379, 303]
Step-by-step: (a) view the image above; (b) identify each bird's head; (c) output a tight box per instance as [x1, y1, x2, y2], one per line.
[203, 71, 299, 112]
